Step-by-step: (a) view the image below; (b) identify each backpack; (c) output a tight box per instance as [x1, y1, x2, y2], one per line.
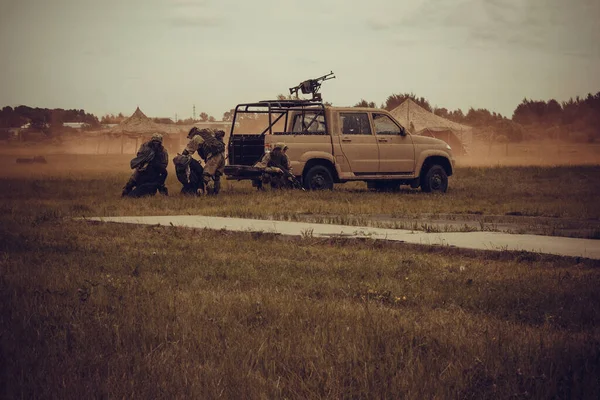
[130, 142, 155, 170]
[197, 129, 225, 155]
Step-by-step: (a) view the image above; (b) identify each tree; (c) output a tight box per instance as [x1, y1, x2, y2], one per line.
[223, 109, 234, 122]
[354, 99, 377, 108]
[208, 116, 216, 122]
[199, 112, 208, 122]
[433, 107, 449, 119]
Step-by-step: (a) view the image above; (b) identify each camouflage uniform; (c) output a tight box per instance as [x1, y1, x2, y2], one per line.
[254, 142, 292, 189]
[122, 133, 169, 197]
[183, 128, 226, 195]
[173, 153, 204, 195]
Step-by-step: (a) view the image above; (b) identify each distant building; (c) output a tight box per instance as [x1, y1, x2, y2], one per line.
[63, 122, 87, 130]
[153, 118, 175, 124]
[192, 121, 238, 131]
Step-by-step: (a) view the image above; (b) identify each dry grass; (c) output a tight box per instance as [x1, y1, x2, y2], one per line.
[1, 153, 599, 238]
[1, 214, 600, 399]
[1, 155, 600, 398]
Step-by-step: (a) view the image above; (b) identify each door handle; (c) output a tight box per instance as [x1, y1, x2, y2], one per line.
[342, 138, 352, 142]
[378, 138, 388, 142]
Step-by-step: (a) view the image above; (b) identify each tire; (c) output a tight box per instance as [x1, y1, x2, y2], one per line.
[420, 164, 448, 193]
[303, 165, 334, 191]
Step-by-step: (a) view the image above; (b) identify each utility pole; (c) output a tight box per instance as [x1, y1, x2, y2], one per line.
[175, 113, 178, 123]
[193, 105, 196, 121]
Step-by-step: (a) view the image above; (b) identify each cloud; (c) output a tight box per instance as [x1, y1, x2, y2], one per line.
[169, 0, 210, 6]
[168, 15, 224, 28]
[376, 0, 599, 57]
[365, 19, 391, 31]
[166, 0, 224, 29]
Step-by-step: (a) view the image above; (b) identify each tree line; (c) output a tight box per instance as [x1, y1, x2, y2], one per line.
[354, 91, 600, 142]
[2, 91, 599, 142]
[0, 106, 100, 131]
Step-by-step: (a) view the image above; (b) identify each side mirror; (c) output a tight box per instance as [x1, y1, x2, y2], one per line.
[400, 127, 407, 136]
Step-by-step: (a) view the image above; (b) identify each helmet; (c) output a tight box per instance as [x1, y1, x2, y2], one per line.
[214, 130, 225, 139]
[273, 142, 287, 151]
[187, 127, 199, 139]
[150, 133, 163, 143]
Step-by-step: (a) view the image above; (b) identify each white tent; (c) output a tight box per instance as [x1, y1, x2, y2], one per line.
[389, 99, 473, 154]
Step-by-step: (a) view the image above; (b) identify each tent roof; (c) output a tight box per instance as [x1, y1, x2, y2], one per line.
[107, 107, 185, 137]
[389, 99, 471, 133]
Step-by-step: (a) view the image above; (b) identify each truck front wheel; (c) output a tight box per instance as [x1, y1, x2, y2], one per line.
[303, 165, 334, 190]
[420, 165, 448, 193]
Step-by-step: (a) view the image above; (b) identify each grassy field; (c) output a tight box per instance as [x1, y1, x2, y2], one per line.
[1, 154, 600, 238]
[1, 154, 600, 398]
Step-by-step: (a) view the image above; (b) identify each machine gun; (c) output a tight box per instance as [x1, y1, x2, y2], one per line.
[289, 71, 335, 101]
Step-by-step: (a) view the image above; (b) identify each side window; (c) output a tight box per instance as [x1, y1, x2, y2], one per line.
[373, 113, 402, 135]
[340, 113, 372, 135]
[292, 112, 326, 133]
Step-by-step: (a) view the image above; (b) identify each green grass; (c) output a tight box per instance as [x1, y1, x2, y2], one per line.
[1, 159, 600, 398]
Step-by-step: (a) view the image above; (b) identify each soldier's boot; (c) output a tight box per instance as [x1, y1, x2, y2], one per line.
[203, 174, 215, 195]
[206, 182, 215, 195]
[213, 176, 221, 195]
[158, 185, 169, 196]
[121, 182, 135, 197]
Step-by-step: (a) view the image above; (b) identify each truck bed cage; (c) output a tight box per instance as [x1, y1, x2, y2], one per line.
[231, 99, 328, 136]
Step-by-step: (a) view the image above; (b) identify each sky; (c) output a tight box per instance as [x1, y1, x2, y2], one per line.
[0, 0, 599, 120]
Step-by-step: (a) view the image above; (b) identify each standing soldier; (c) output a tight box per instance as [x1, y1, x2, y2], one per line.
[182, 127, 226, 195]
[122, 133, 169, 197]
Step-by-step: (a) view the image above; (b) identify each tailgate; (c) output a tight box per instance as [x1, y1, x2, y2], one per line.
[226, 134, 266, 179]
[227, 134, 265, 166]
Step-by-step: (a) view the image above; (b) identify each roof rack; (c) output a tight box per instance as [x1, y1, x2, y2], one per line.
[257, 99, 323, 106]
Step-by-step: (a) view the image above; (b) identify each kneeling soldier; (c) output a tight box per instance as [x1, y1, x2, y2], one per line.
[122, 133, 169, 197]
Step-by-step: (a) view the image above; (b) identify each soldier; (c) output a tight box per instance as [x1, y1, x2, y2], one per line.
[254, 142, 292, 189]
[182, 127, 226, 195]
[173, 153, 204, 195]
[122, 133, 169, 197]
[214, 129, 226, 144]
[213, 130, 227, 194]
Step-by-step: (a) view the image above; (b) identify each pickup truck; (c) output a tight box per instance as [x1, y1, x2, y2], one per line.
[224, 99, 454, 192]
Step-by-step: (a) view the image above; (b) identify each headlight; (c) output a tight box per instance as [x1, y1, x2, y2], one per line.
[446, 144, 452, 150]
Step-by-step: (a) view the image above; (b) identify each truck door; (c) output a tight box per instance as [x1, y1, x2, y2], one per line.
[337, 112, 379, 174]
[372, 113, 415, 173]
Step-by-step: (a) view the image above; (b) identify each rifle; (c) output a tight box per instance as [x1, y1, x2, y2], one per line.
[289, 71, 335, 101]
[270, 161, 306, 191]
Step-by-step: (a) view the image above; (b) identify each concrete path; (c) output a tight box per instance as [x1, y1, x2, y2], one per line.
[87, 215, 600, 260]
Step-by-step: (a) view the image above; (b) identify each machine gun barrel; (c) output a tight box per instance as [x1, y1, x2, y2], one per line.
[288, 71, 336, 100]
[315, 71, 335, 82]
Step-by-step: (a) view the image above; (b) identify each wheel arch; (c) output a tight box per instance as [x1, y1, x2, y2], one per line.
[302, 158, 339, 183]
[419, 155, 453, 178]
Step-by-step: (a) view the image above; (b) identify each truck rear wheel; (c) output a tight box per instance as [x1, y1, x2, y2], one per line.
[420, 165, 448, 193]
[303, 165, 334, 190]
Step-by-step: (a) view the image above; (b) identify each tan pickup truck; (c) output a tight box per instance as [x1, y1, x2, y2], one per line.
[225, 99, 454, 192]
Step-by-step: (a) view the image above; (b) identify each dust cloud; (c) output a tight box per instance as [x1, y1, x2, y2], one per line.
[458, 139, 600, 167]
[1, 135, 599, 179]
